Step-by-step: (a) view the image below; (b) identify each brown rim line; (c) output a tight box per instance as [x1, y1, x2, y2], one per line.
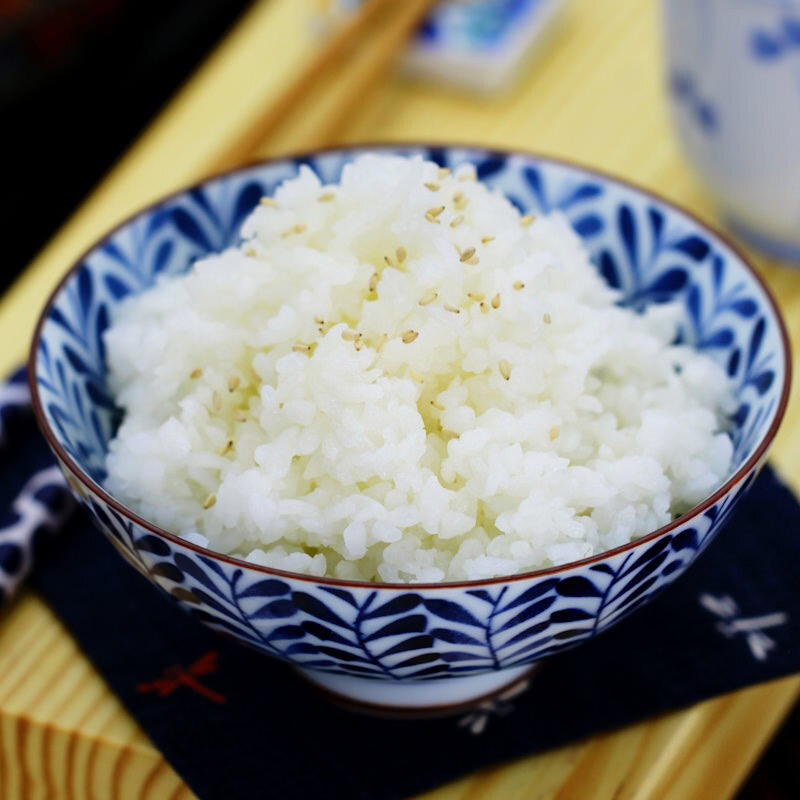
[27, 142, 793, 591]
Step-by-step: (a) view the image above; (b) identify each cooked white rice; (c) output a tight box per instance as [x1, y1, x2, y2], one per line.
[103, 154, 735, 583]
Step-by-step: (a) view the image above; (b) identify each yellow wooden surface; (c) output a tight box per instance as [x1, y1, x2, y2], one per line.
[2, 0, 799, 797]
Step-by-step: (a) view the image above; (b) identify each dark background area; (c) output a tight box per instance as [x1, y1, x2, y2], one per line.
[2, 1, 798, 797]
[2, 0, 252, 295]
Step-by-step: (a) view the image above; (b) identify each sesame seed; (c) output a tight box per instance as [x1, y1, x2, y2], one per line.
[203, 493, 217, 509]
[459, 168, 476, 182]
[375, 333, 387, 352]
[354, 338, 363, 351]
[402, 330, 419, 344]
[292, 343, 311, 353]
[424, 212, 441, 224]
[520, 214, 535, 227]
[419, 291, 438, 306]
[549, 425, 560, 441]
[513, 280, 525, 290]
[282, 223, 306, 238]
[221, 438, 234, 455]
[437, 167, 451, 180]
[314, 315, 325, 324]
[480, 302, 489, 314]
[341, 329, 358, 341]
[467, 291, 484, 301]
[384, 255, 396, 268]
[426, 205, 445, 218]
[431, 399, 445, 410]
[228, 375, 240, 392]
[481, 235, 495, 244]
[190, 368, 202, 379]
[444, 303, 460, 314]
[396, 246, 407, 264]
[424, 182, 440, 192]
[467, 255, 479, 266]
[245, 247, 257, 257]
[318, 192, 335, 202]
[453, 193, 469, 210]
[259, 197, 278, 208]
[235, 409, 248, 422]
[499, 359, 512, 380]
[491, 293, 501, 309]
[459, 246, 476, 263]
[212, 392, 222, 412]
[544, 312, 552, 324]
[409, 369, 424, 383]
[450, 215, 464, 229]
[369, 272, 379, 292]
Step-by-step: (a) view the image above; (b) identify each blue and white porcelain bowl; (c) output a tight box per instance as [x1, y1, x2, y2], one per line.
[29, 145, 791, 712]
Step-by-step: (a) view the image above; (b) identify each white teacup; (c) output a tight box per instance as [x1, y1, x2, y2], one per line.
[663, 0, 800, 260]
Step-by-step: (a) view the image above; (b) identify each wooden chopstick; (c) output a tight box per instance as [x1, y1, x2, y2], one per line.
[213, 0, 436, 170]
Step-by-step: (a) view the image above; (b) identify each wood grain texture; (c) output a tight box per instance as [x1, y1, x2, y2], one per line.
[0, 0, 798, 797]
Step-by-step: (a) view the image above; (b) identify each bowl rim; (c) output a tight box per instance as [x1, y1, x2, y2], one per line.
[28, 142, 793, 590]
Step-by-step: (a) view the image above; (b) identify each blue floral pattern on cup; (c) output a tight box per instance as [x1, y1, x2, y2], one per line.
[31, 146, 789, 692]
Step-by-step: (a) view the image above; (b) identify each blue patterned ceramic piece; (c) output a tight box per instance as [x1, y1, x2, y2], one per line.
[29, 145, 790, 710]
[663, 0, 800, 259]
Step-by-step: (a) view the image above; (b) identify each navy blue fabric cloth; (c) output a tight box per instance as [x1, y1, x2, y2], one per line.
[4, 410, 799, 799]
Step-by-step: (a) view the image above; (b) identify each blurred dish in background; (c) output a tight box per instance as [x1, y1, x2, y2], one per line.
[663, 0, 800, 262]
[317, 0, 566, 92]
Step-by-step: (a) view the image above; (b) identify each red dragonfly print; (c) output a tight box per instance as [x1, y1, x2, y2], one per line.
[137, 650, 226, 704]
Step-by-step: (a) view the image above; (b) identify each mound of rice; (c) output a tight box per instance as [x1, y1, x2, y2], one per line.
[104, 154, 735, 583]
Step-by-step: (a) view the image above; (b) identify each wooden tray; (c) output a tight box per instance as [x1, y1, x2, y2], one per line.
[1, 0, 799, 797]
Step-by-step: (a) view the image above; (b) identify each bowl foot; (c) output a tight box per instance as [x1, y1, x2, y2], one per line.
[294, 663, 537, 718]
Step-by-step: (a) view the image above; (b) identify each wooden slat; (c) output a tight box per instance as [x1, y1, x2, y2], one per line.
[0, 0, 798, 797]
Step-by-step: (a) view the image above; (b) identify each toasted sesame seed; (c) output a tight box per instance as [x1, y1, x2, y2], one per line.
[427, 205, 445, 218]
[480, 302, 489, 314]
[459, 246, 476, 263]
[549, 425, 560, 441]
[190, 368, 203, 379]
[481, 235, 495, 244]
[375, 333, 387, 352]
[235, 409, 248, 422]
[491, 293, 501, 309]
[443, 303, 460, 314]
[203, 493, 217, 509]
[424, 211, 441, 224]
[221, 438, 234, 455]
[354, 338, 363, 351]
[212, 391, 222, 412]
[453, 193, 469, 210]
[450, 214, 464, 228]
[419, 291, 438, 306]
[467, 291, 485, 301]
[467, 255, 479, 266]
[282, 223, 307, 238]
[513, 280, 525, 290]
[424, 182, 440, 192]
[402, 330, 419, 344]
[292, 343, 311, 353]
[437, 167, 451, 180]
[314, 315, 325, 324]
[228, 375, 240, 392]
[245, 247, 257, 257]
[341, 329, 358, 341]
[520, 214, 535, 227]
[259, 197, 278, 208]
[544, 312, 552, 324]
[431, 399, 445, 411]
[499, 359, 512, 380]
[369, 272, 379, 292]
[318, 192, 335, 202]
[409, 369, 424, 383]
[396, 246, 407, 264]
